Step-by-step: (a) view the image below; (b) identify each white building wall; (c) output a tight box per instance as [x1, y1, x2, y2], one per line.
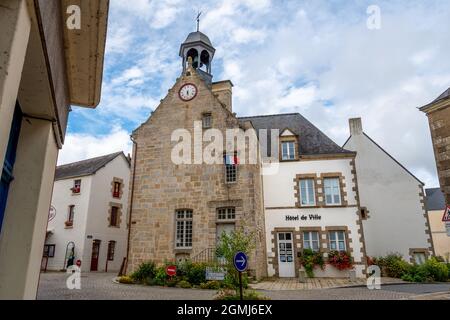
[263, 158, 366, 278]
[45, 176, 93, 271]
[84, 155, 130, 272]
[344, 131, 432, 261]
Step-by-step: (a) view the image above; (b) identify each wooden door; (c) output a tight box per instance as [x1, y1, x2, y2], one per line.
[90, 240, 101, 271]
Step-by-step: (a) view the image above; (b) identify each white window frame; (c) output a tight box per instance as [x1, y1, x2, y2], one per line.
[299, 179, 316, 206]
[324, 177, 342, 205]
[303, 231, 320, 252]
[175, 209, 193, 249]
[328, 230, 347, 251]
[281, 141, 296, 161]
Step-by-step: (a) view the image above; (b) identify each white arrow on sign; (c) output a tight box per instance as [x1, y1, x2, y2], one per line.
[236, 258, 246, 266]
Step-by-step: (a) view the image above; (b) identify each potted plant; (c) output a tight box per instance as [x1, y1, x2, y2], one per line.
[298, 249, 325, 278]
[328, 251, 354, 271]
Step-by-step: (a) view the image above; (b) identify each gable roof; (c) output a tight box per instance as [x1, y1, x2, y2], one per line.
[238, 113, 354, 156]
[425, 188, 446, 211]
[420, 87, 450, 111]
[55, 152, 128, 181]
[344, 132, 424, 185]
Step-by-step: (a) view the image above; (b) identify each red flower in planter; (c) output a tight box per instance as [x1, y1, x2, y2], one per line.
[328, 251, 354, 270]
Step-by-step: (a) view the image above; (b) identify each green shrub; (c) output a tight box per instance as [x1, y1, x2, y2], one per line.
[175, 261, 208, 285]
[200, 281, 221, 290]
[423, 257, 448, 282]
[118, 276, 134, 284]
[401, 264, 429, 283]
[214, 289, 269, 301]
[153, 266, 168, 286]
[166, 277, 179, 287]
[375, 254, 410, 278]
[298, 249, 325, 278]
[130, 261, 156, 284]
[177, 280, 192, 289]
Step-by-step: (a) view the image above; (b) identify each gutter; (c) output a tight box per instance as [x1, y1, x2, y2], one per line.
[124, 136, 138, 275]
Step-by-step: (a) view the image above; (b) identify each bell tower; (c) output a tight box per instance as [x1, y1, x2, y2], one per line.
[179, 31, 216, 84]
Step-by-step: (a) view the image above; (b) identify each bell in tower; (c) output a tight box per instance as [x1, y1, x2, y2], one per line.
[179, 30, 216, 84]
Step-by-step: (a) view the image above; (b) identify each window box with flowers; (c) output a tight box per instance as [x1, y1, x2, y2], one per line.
[298, 249, 325, 278]
[327, 251, 354, 271]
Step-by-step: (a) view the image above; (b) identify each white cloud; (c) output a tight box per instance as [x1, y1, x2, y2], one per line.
[58, 126, 132, 165]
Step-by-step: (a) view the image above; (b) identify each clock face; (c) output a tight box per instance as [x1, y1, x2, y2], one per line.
[179, 83, 198, 101]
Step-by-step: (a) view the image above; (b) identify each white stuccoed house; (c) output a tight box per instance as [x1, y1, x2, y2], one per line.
[344, 118, 434, 263]
[42, 152, 130, 273]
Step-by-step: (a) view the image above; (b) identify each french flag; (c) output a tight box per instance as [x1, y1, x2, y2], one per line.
[224, 155, 239, 165]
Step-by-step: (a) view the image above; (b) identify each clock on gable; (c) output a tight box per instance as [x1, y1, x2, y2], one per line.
[179, 83, 198, 101]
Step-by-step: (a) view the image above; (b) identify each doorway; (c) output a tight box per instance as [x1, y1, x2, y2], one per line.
[277, 232, 295, 277]
[90, 240, 101, 271]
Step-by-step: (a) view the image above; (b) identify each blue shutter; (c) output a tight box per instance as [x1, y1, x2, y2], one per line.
[0, 103, 22, 233]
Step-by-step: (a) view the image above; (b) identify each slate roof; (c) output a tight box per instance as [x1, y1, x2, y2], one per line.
[238, 113, 354, 156]
[55, 152, 127, 181]
[425, 188, 446, 211]
[183, 31, 213, 47]
[432, 87, 450, 104]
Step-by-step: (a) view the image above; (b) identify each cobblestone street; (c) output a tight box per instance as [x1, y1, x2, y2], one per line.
[37, 272, 450, 300]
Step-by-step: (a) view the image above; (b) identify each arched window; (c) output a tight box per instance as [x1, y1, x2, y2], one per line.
[186, 48, 199, 69]
[200, 50, 210, 72]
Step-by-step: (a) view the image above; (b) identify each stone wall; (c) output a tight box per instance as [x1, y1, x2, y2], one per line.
[127, 67, 267, 279]
[427, 105, 450, 205]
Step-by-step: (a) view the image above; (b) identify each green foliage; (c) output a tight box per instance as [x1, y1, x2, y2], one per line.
[177, 280, 192, 289]
[214, 289, 270, 301]
[422, 257, 448, 282]
[328, 251, 354, 271]
[401, 264, 429, 283]
[118, 276, 134, 284]
[200, 281, 221, 290]
[153, 266, 168, 286]
[373, 253, 410, 278]
[130, 261, 156, 284]
[215, 227, 256, 295]
[175, 261, 208, 285]
[298, 249, 325, 278]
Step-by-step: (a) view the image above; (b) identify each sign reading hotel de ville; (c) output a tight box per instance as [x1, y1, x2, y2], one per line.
[285, 214, 322, 222]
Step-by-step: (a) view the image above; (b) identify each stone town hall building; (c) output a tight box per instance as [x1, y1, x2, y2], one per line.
[126, 31, 432, 279]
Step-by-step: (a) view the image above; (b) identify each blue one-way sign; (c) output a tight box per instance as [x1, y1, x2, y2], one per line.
[233, 251, 248, 272]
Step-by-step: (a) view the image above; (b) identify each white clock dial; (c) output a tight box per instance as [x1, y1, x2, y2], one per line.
[179, 84, 197, 101]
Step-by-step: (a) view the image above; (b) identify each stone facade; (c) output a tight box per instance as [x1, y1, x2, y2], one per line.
[127, 63, 267, 279]
[422, 102, 450, 205]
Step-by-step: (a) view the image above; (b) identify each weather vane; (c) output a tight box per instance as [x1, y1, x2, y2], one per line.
[196, 11, 202, 32]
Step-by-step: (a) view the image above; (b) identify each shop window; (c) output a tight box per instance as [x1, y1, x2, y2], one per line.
[107, 241, 116, 261]
[72, 179, 81, 194]
[217, 207, 236, 221]
[281, 141, 295, 160]
[303, 231, 320, 252]
[43, 244, 55, 258]
[175, 209, 193, 249]
[113, 181, 121, 198]
[324, 178, 341, 205]
[299, 179, 316, 206]
[110, 206, 119, 227]
[329, 231, 346, 251]
[202, 113, 212, 129]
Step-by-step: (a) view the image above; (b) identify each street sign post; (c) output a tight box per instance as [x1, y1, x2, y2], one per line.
[233, 252, 248, 300]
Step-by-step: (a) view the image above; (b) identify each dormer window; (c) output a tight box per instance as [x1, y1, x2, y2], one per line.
[202, 113, 212, 129]
[71, 179, 81, 194]
[281, 141, 296, 161]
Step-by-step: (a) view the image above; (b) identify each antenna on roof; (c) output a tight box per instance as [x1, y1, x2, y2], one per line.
[196, 11, 202, 32]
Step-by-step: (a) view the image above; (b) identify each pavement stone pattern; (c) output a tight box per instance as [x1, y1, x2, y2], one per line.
[37, 272, 450, 300]
[249, 277, 405, 291]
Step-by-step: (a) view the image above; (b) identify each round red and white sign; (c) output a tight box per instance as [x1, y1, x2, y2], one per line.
[166, 265, 177, 277]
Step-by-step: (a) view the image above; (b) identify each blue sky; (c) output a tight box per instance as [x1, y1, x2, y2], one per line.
[59, 0, 450, 188]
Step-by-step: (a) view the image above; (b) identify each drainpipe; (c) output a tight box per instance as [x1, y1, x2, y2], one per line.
[124, 136, 138, 275]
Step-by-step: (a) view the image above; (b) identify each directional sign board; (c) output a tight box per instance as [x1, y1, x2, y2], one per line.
[233, 251, 248, 272]
[442, 205, 450, 222]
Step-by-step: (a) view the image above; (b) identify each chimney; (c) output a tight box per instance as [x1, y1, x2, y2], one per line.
[349, 118, 363, 136]
[212, 80, 233, 112]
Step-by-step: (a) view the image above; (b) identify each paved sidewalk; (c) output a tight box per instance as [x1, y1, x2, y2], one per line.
[250, 277, 406, 291]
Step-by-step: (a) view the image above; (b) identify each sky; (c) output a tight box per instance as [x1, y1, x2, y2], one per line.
[58, 0, 450, 188]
